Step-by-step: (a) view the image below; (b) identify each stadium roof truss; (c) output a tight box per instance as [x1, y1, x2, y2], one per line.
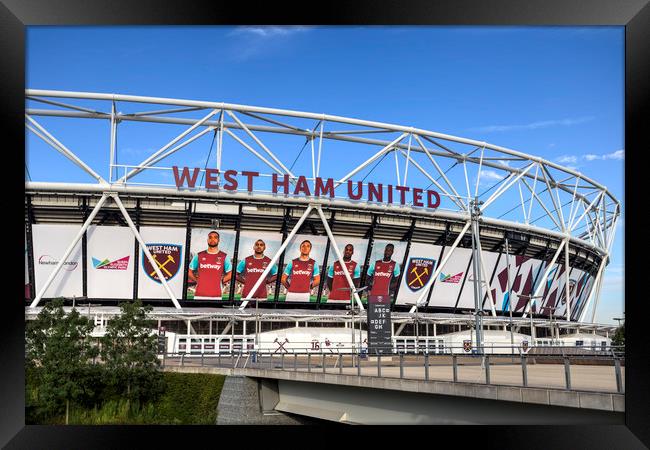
[25, 90, 621, 324]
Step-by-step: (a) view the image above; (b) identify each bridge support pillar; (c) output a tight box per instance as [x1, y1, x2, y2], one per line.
[216, 376, 315, 425]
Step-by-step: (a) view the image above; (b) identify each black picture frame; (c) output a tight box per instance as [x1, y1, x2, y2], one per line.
[4, 0, 647, 447]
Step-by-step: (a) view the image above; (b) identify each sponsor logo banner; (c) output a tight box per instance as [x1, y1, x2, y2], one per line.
[406, 258, 435, 292]
[463, 340, 472, 353]
[439, 272, 464, 284]
[142, 243, 182, 283]
[92, 256, 130, 270]
[38, 255, 78, 271]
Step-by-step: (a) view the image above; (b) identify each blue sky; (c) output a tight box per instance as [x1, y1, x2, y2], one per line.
[25, 26, 624, 324]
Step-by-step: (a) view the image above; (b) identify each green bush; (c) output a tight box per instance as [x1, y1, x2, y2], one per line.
[149, 372, 225, 424]
[26, 371, 226, 425]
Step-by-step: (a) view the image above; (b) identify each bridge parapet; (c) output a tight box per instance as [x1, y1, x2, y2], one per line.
[164, 364, 624, 421]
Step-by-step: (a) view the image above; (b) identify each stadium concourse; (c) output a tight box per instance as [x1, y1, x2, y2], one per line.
[25, 90, 620, 355]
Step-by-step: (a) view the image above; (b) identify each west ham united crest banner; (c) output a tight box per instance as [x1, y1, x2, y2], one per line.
[137, 227, 186, 299]
[395, 242, 442, 306]
[406, 257, 435, 292]
[142, 244, 182, 283]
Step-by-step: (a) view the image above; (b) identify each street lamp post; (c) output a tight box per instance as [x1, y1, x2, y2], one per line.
[405, 302, 420, 355]
[504, 238, 514, 356]
[339, 286, 368, 361]
[547, 305, 561, 344]
[348, 303, 355, 357]
[519, 294, 544, 346]
[231, 300, 236, 355]
[469, 197, 485, 356]
[255, 298, 260, 355]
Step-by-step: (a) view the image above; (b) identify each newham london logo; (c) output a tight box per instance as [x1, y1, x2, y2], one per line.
[92, 256, 130, 270]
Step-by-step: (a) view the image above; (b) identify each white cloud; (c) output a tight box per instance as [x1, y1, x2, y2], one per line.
[481, 170, 504, 181]
[478, 169, 507, 186]
[120, 147, 152, 155]
[584, 149, 625, 161]
[599, 264, 624, 294]
[601, 274, 624, 292]
[228, 26, 312, 39]
[556, 155, 578, 164]
[600, 149, 624, 160]
[225, 26, 313, 62]
[606, 264, 624, 275]
[553, 149, 624, 168]
[471, 116, 594, 133]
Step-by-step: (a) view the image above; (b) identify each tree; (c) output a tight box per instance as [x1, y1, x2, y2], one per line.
[100, 300, 163, 409]
[25, 298, 99, 424]
[611, 323, 625, 348]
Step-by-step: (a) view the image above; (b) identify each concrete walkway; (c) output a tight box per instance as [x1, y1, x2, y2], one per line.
[165, 355, 624, 393]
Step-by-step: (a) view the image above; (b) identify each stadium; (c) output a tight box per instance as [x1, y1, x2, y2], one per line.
[24, 89, 620, 355]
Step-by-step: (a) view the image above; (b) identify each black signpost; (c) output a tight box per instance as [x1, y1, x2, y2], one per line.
[157, 326, 167, 354]
[367, 295, 392, 354]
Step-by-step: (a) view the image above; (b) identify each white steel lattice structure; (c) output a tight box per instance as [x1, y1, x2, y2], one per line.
[25, 90, 620, 327]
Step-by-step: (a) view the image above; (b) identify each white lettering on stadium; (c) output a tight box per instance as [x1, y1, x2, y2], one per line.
[147, 245, 178, 254]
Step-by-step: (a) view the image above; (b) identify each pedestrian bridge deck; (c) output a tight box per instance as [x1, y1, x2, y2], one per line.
[162, 356, 624, 413]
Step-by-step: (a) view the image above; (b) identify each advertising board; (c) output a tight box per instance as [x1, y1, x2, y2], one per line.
[32, 224, 83, 298]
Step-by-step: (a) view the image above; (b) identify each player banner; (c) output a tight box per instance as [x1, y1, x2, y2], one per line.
[279, 233, 328, 303]
[366, 239, 406, 303]
[322, 236, 368, 303]
[187, 228, 236, 300]
[236, 231, 282, 301]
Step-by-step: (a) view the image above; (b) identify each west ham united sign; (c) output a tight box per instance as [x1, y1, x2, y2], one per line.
[406, 258, 435, 292]
[142, 244, 182, 283]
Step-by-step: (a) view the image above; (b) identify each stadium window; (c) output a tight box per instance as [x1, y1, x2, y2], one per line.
[575, 340, 584, 347]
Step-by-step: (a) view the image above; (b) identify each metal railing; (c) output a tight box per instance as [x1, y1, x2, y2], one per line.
[166, 335, 621, 356]
[159, 345, 625, 394]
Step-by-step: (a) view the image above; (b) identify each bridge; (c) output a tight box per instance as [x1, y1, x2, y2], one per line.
[160, 352, 625, 425]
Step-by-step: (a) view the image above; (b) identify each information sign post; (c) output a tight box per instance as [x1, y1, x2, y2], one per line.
[367, 295, 392, 354]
